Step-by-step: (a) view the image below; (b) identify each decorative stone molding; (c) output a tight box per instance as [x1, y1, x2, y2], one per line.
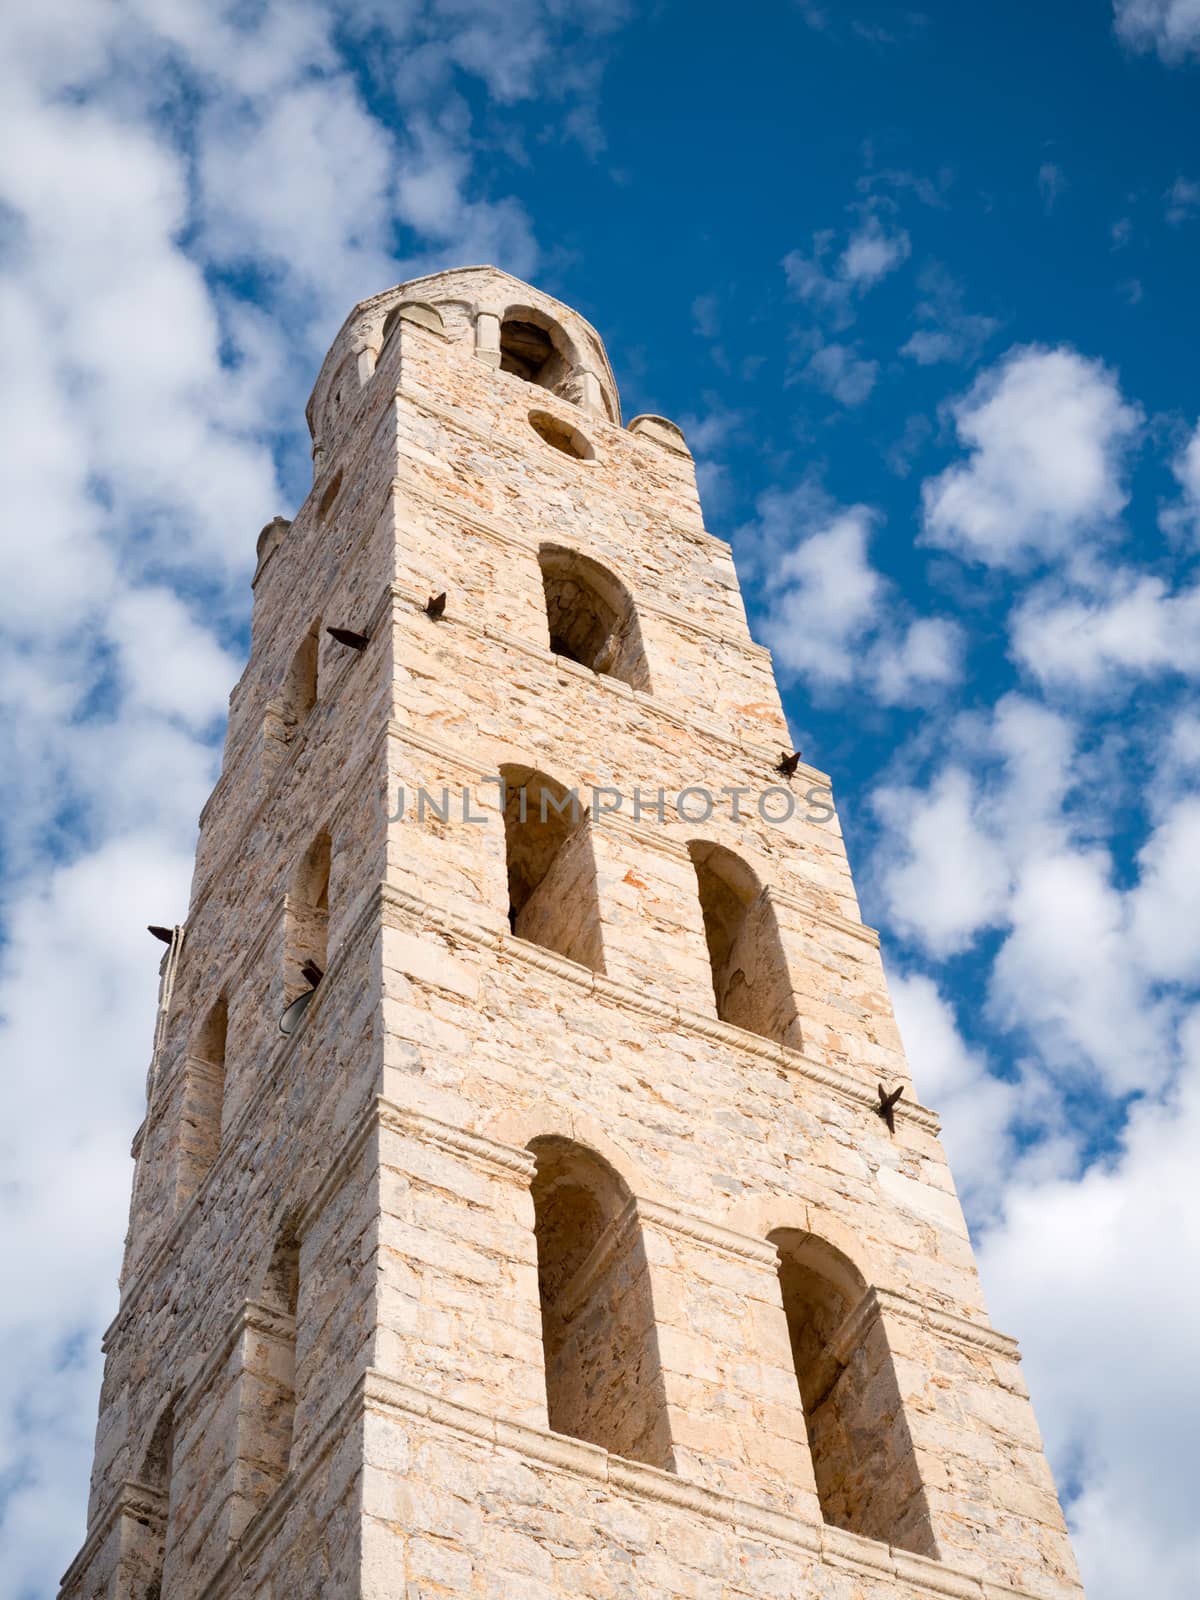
[177, 1299, 296, 1425]
[377, 879, 940, 1134]
[58, 1478, 166, 1595]
[196, 1367, 1066, 1600]
[637, 1197, 782, 1268]
[378, 1099, 538, 1183]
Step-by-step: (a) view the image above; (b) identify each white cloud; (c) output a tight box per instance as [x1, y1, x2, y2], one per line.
[1114, 0, 1200, 61]
[1011, 571, 1200, 691]
[1129, 798, 1200, 984]
[1164, 175, 1200, 224]
[900, 262, 997, 366]
[978, 1026, 1200, 1600]
[838, 212, 911, 287]
[783, 212, 910, 328]
[921, 345, 1143, 569]
[1161, 417, 1200, 536]
[870, 616, 963, 701]
[802, 338, 879, 405]
[744, 486, 964, 704]
[874, 766, 1012, 955]
[761, 503, 885, 683]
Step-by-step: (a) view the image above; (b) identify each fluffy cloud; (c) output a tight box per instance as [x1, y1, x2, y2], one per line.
[871, 692, 1184, 1097]
[1164, 174, 1200, 224]
[1161, 416, 1200, 536]
[802, 338, 879, 406]
[1011, 571, 1200, 690]
[873, 677, 1200, 1596]
[978, 1030, 1200, 1598]
[740, 485, 963, 703]
[921, 345, 1143, 568]
[900, 262, 998, 366]
[1114, 0, 1200, 61]
[783, 212, 911, 328]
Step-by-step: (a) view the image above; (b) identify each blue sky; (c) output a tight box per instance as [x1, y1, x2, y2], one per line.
[2, 2, 1199, 1597]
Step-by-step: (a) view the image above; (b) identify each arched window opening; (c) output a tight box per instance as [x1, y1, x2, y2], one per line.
[138, 1395, 178, 1598]
[287, 832, 330, 998]
[262, 1226, 300, 1319]
[771, 1230, 934, 1555]
[500, 317, 561, 388]
[528, 1136, 672, 1470]
[141, 1396, 178, 1493]
[316, 468, 342, 522]
[253, 1226, 300, 1491]
[499, 765, 604, 972]
[282, 624, 319, 741]
[538, 546, 650, 692]
[179, 996, 227, 1202]
[688, 842, 800, 1047]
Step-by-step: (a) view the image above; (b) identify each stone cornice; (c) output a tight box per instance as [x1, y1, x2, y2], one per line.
[637, 1198, 782, 1268]
[378, 882, 934, 1133]
[177, 1299, 296, 1424]
[193, 1367, 1066, 1600]
[385, 581, 818, 783]
[880, 1284, 1022, 1363]
[58, 1477, 166, 1594]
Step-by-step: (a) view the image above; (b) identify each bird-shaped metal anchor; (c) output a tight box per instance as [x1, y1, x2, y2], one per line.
[326, 626, 369, 651]
[425, 591, 447, 621]
[876, 1082, 904, 1134]
[776, 750, 802, 779]
[147, 925, 174, 944]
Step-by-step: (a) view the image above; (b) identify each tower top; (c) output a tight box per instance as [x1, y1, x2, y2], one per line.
[307, 265, 624, 464]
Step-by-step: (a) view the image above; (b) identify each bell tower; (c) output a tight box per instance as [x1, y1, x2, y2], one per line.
[59, 267, 1085, 1600]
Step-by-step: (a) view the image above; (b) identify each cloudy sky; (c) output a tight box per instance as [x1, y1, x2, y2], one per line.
[2, 2, 1199, 1596]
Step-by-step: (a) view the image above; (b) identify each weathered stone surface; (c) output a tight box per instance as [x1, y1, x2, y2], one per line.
[58, 266, 1083, 1600]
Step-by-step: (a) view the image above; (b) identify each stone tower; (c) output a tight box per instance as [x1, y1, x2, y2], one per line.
[60, 267, 1084, 1600]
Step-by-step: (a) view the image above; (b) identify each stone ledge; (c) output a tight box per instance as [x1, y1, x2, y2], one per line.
[191, 1367, 1070, 1600]
[59, 1477, 166, 1594]
[177, 1300, 297, 1426]
[379, 881, 935, 1133]
[385, 582, 826, 785]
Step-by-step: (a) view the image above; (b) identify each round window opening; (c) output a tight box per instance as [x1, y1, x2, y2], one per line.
[528, 409, 595, 462]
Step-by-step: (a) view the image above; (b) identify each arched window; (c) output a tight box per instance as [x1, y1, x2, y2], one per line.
[282, 624, 319, 740]
[287, 832, 330, 996]
[500, 314, 569, 393]
[254, 1226, 300, 1491]
[687, 842, 800, 1047]
[500, 765, 604, 972]
[140, 1394, 178, 1495]
[528, 1136, 672, 1470]
[178, 995, 227, 1203]
[538, 546, 650, 692]
[138, 1394, 179, 1595]
[770, 1230, 933, 1555]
